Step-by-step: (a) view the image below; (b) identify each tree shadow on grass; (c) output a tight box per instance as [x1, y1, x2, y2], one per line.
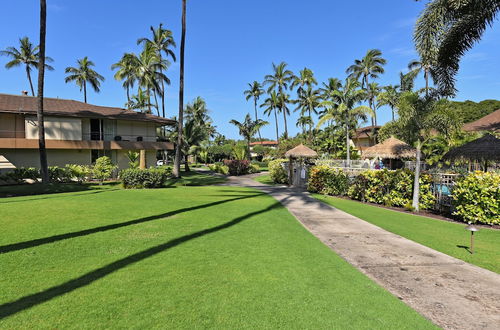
[0, 188, 121, 204]
[0, 192, 265, 254]
[0, 201, 281, 319]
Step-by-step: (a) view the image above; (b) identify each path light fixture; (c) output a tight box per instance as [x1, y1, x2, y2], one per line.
[465, 222, 479, 254]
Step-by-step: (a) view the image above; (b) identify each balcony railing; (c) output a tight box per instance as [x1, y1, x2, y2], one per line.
[82, 133, 158, 142]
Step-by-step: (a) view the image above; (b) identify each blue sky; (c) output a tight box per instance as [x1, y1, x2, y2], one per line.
[0, 0, 499, 139]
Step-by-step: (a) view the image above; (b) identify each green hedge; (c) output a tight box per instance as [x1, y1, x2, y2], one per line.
[308, 167, 435, 210]
[208, 163, 229, 175]
[0, 165, 92, 184]
[120, 167, 172, 189]
[268, 159, 288, 184]
[452, 171, 500, 225]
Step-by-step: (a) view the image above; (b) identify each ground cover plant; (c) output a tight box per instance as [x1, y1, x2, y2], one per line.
[312, 194, 500, 274]
[0, 185, 434, 328]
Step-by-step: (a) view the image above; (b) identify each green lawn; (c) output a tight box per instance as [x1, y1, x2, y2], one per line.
[312, 194, 500, 274]
[0, 184, 434, 328]
[253, 173, 278, 185]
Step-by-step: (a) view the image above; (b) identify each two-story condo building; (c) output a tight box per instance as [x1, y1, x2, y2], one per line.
[0, 93, 175, 171]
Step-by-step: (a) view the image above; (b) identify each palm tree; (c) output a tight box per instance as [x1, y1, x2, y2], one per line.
[261, 90, 280, 142]
[377, 85, 400, 121]
[346, 49, 386, 126]
[291, 67, 317, 95]
[64, 57, 104, 103]
[264, 62, 295, 139]
[399, 70, 419, 92]
[174, 0, 187, 178]
[366, 82, 381, 126]
[1, 36, 54, 96]
[393, 92, 460, 211]
[414, 0, 500, 96]
[294, 86, 321, 140]
[408, 59, 434, 96]
[37, 0, 49, 183]
[243, 81, 265, 141]
[127, 88, 153, 113]
[296, 115, 313, 135]
[111, 53, 139, 105]
[137, 23, 176, 118]
[229, 114, 268, 160]
[185, 96, 216, 141]
[317, 78, 373, 165]
[320, 77, 342, 100]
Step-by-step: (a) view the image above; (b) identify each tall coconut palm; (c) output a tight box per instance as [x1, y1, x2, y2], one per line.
[346, 49, 386, 126]
[408, 59, 435, 96]
[317, 78, 373, 165]
[244, 81, 264, 141]
[366, 82, 381, 126]
[229, 114, 268, 160]
[294, 86, 321, 140]
[399, 70, 419, 92]
[393, 92, 460, 211]
[414, 0, 500, 96]
[264, 62, 295, 139]
[137, 23, 176, 118]
[174, 0, 187, 178]
[111, 53, 140, 105]
[127, 88, 153, 113]
[296, 115, 313, 136]
[261, 90, 280, 142]
[64, 57, 104, 103]
[291, 67, 317, 95]
[1, 36, 54, 96]
[377, 85, 400, 121]
[37, 0, 49, 183]
[320, 77, 342, 100]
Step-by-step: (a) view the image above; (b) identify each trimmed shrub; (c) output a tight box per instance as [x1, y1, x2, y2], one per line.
[268, 159, 288, 184]
[65, 164, 92, 183]
[452, 171, 500, 225]
[3, 167, 39, 183]
[208, 163, 229, 175]
[93, 156, 117, 183]
[308, 166, 349, 196]
[223, 160, 250, 176]
[48, 166, 72, 182]
[120, 167, 172, 188]
[249, 163, 260, 174]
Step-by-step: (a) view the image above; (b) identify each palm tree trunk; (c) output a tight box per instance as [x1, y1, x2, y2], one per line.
[159, 54, 166, 118]
[184, 153, 190, 172]
[254, 99, 262, 141]
[247, 139, 251, 161]
[391, 105, 394, 121]
[174, 0, 186, 178]
[26, 66, 35, 96]
[83, 81, 87, 103]
[308, 108, 312, 141]
[412, 141, 422, 212]
[283, 108, 288, 139]
[345, 114, 350, 167]
[153, 90, 160, 116]
[37, 0, 49, 183]
[274, 109, 279, 142]
[126, 85, 130, 105]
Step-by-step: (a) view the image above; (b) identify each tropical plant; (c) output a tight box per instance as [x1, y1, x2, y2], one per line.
[346, 49, 386, 126]
[408, 59, 435, 96]
[174, 0, 187, 178]
[366, 82, 381, 126]
[399, 70, 419, 92]
[229, 114, 268, 160]
[111, 53, 140, 105]
[126, 151, 140, 168]
[377, 85, 400, 121]
[92, 156, 117, 184]
[393, 92, 461, 211]
[264, 62, 295, 139]
[231, 144, 248, 161]
[414, 0, 500, 96]
[244, 81, 265, 140]
[317, 78, 373, 164]
[179, 119, 205, 172]
[261, 90, 281, 142]
[291, 67, 317, 95]
[0, 36, 54, 96]
[127, 88, 154, 112]
[294, 86, 321, 139]
[137, 23, 176, 117]
[64, 57, 104, 103]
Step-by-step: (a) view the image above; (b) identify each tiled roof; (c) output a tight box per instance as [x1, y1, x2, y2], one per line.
[354, 125, 380, 139]
[249, 140, 278, 146]
[463, 109, 500, 132]
[0, 93, 176, 125]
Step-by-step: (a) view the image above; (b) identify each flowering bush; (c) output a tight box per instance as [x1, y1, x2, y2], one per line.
[308, 166, 349, 196]
[223, 159, 250, 176]
[268, 159, 288, 184]
[452, 171, 500, 225]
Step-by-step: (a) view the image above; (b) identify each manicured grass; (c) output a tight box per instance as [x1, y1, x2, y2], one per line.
[0, 186, 434, 328]
[0, 182, 116, 198]
[166, 170, 227, 186]
[312, 194, 500, 274]
[253, 173, 279, 185]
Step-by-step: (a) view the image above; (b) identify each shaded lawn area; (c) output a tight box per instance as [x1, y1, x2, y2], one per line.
[0, 186, 434, 328]
[312, 194, 500, 274]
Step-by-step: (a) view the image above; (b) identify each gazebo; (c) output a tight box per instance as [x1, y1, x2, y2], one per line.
[443, 134, 500, 171]
[362, 137, 416, 169]
[285, 144, 318, 186]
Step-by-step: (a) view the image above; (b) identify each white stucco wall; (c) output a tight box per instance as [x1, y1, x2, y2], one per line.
[25, 116, 82, 141]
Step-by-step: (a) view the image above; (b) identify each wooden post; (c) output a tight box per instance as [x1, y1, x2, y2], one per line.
[289, 156, 293, 186]
[139, 150, 146, 169]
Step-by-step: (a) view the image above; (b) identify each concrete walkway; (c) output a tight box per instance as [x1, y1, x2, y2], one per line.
[223, 174, 500, 330]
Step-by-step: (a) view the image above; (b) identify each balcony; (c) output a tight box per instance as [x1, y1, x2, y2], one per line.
[0, 138, 174, 151]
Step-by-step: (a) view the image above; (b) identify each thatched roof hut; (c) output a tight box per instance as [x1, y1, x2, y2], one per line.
[444, 134, 500, 161]
[285, 144, 318, 158]
[362, 137, 416, 159]
[463, 109, 500, 133]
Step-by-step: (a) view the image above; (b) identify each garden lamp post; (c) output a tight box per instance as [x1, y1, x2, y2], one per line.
[465, 223, 479, 254]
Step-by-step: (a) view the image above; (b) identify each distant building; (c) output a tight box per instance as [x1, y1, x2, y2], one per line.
[463, 109, 500, 133]
[0, 93, 175, 171]
[352, 126, 380, 152]
[249, 140, 279, 148]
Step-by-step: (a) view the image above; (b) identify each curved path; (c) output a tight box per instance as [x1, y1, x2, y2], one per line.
[222, 173, 500, 330]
